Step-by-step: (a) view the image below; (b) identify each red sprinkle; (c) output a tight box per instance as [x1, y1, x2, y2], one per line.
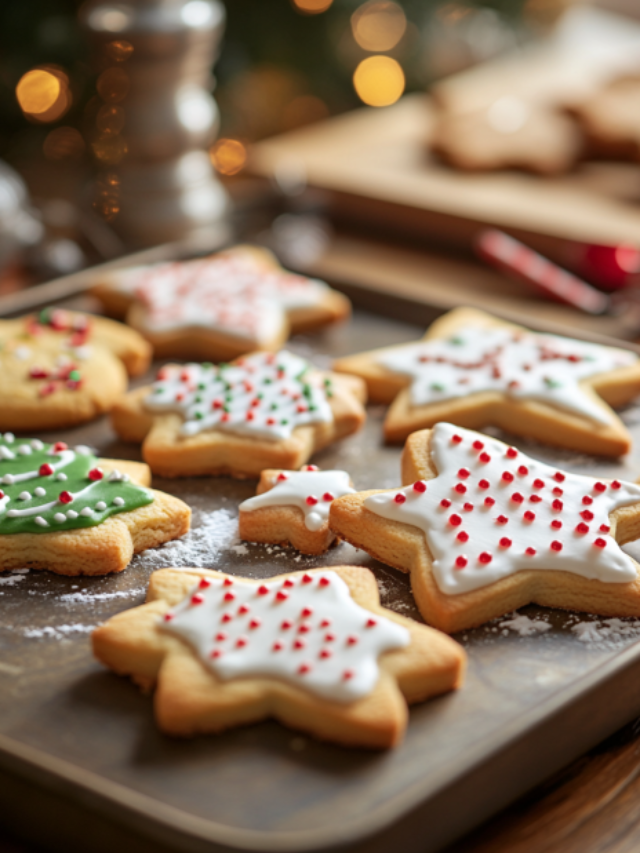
[581, 510, 594, 521]
[455, 556, 468, 569]
[553, 488, 563, 497]
[302, 574, 313, 584]
[600, 524, 611, 533]
[524, 511, 535, 521]
[550, 540, 563, 552]
[525, 547, 537, 556]
[502, 472, 514, 483]
[281, 620, 293, 630]
[198, 578, 211, 589]
[511, 493, 524, 504]
[496, 515, 508, 524]
[39, 463, 53, 476]
[457, 531, 469, 542]
[594, 482, 606, 493]
[472, 440, 484, 450]
[294, 640, 305, 650]
[88, 468, 103, 481]
[394, 493, 406, 504]
[449, 514, 462, 527]
[552, 499, 563, 511]
[236, 637, 248, 648]
[210, 649, 222, 659]
[320, 619, 331, 628]
[58, 491, 73, 504]
[594, 538, 607, 548]
[306, 495, 318, 506]
[478, 479, 490, 489]
[221, 613, 233, 623]
[347, 636, 358, 646]
[551, 520, 563, 529]
[319, 649, 332, 659]
[506, 448, 518, 459]
[611, 480, 621, 490]
[272, 641, 284, 652]
[366, 618, 377, 628]
[499, 537, 512, 548]
[413, 480, 427, 493]
[224, 592, 235, 602]
[283, 579, 294, 588]
[518, 466, 529, 476]
[478, 552, 492, 564]
[553, 472, 566, 483]
[576, 523, 589, 534]
[533, 479, 545, 489]
[277, 473, 288, 481]
[484, 496, 496, 507]
[458, 468, 470, 479]
[452, 434, 463, 444]
[582, 496, 593, 506]
[238, 604, 249, 614]
[343, 670, 354, 680]
[223, 578, 233, 586]
[440, 498, 452, 508]
[215, 632, 227, 641]
[324, 632, 335, 642]
[463, 502, 474, 512]
[53, 442, 67, 452]
[249, 619, 261, 630]
[163, 613, 174, 621]
[479, 452, 491, 464]
[530, 495, 542, 503]
[301, 607, 313, 618]
[454, 483, 467, 494]
[257, 585, 269, 596]
[276, 591, 289, 602]
[191, 593, 205, 605]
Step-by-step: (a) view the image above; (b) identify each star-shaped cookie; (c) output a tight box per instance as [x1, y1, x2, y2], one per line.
[91, 244, 351, 361]
[571, 76, 640, 160]
[111, 350, 367, 479]
[0, 306, 151, 430]
[333, 307, 640, 456]
[0, 432, 190, 576]
[92, 565, 465, 748]
[329, 422, 640, 633]
[239, 464, 356, 554]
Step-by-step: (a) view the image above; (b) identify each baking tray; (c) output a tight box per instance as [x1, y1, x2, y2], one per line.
[4, 301, 640, 853]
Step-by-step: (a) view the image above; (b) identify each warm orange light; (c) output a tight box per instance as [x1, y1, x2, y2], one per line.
[43, 127, 85, 161]
[92, 135, 128, 165]
[353, 55, 404, 107]
[105, 40, 134, 62]
[283, 95, 329, 129]
[96, 67, 130, 103]
[96, 104, 125, 135]
[210, 138, 247, 176]
[291, 0, 333, 14]
[16, 69, 71, 122]
[351, 2, 406, 52]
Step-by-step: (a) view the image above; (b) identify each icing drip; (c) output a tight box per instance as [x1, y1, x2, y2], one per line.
[162, 570, 409, 703]
[364, 423, 640, 595]
[240, 467, 355, 530]
[118, 251, 329, 344]
[0, 434, 153, 535]
[377, 325, 638, 424]
[144, 350, 334, 441]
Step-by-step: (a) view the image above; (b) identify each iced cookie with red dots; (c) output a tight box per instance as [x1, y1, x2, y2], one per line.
[91, 244, 350, 362]
[329, 423, 640, 633]
[333, 307, 640, 456]
[0, 432, 190, 576]
[92, 565, 465, 748]
[0, 306, 152, 431]
[111, 350, 367, 479]
[239, 465, 356, 554]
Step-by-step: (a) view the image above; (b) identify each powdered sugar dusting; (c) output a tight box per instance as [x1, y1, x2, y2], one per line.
[499, 614, 552, 636]
[58, 589, 145, 605]
[131, 507, 239, 570]
[571, 617, 640, 649]
[22, 623, 96, 640]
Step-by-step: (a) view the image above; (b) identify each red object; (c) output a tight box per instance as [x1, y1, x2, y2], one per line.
[39, 463, 53, 476]
[198, 578, 211, 589]
[394, 493, 406, 504]
[413, 480, 427, 493]
[551, 541, 563, 552]
[88, 468, 103, 481]
[58, 491, 73, 504]
[476, 229, 610, 314]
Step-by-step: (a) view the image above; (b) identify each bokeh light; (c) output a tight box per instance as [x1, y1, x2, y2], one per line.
[291, 0, 333, 14]
[16, 68, 71, 123]
[96, 67, 130, 103]
[353, 55, 405, 107]
[283, 95, 329, 129]
[96, 104, 125, 135]
[351, 2, 407, 52]
[43, 127, 85, 160]
[105, 39, 134, 62]
[91, 134, 128, 165]
[210, 138, 247, 176]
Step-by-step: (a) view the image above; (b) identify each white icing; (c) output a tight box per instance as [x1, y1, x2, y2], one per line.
[67, 510, 78, 519]
[75, 445, 92, 456]
[34, 487, 46, 497]
[30, 440, 44, 451]
[0, 446, 14, 460]
[4, 433, 14, 443]
[113, 497, 124, 506]
[1, 449, 75, 485]
[240, 469, 355, 531]
[144, 350, 333, 442]
[364, 423, 640, 595]
[116, 251, 329, 345]
[1, 479, 99, 519]
[95, 501, 107, 511]
[56, 473, 67, 481]
[377, 325, 638, 425]
[17, 445, 32, 456]
[34, 516, 48, 527]
[80, 507, 93, 517]
[54, 513, 66, 523]
[162, 570, 409, 703]
[18, 491, 30, 501]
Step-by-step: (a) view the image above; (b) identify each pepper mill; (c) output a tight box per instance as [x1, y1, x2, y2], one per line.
[79, 0, 228, 249]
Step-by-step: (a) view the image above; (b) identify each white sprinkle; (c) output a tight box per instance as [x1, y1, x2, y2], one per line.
[30, 439, 44, 451]
[0, 446, 14, 460]
[80, 507, 93, 517]
[66, 510, 78, 519]
[108, 470, 123, 482]
[54, 513, 66, 523]
[17, 445, 32, 456]
[7, 510, 19, 517]
[73, 346, 91, 360]
[113, 496, 125, 506]
[56, 473, 67, 482]
[2, 475, 14, 485]
[34, 487, 46, 497]
[122, 473, 130, 482]
[56, 355, 72, 367]
[95, 501, 107, 511]
[4, 433, 14, 443]
[18, 491, 31, 501]
[13, 346, 31, 360]
[75, 445, 92, 456]
[35, 516, 48, 527]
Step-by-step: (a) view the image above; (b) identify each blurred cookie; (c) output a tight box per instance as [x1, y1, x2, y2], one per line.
[571, 77, 640, 160]
[431, 97, 583, 174]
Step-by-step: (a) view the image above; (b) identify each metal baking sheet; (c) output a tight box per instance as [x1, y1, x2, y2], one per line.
[4, 308, 640, 853]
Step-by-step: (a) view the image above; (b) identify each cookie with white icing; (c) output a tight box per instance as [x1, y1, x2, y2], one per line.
[0, 432, 190, 576]
[330, 422, 640, 633]
[239, 464, 356, 554]
[111, 350, 367, 479]
[333, 306, 640, 456]
[0, 307, 152, 431]
[92, 565, 465, 748]
[91, 244, 350, 362]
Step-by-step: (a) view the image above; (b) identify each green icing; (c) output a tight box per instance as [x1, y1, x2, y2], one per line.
[0, 435, 153, 535]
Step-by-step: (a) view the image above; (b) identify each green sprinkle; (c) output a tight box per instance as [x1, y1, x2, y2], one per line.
[153, 387, 163, 394]
[544, 377, 562, 388]
[281, 419, 289, 425]
[68, 370, 81, 382]
[430, 382, 445, 392]
[309, 404, 317, 412]
[202, 362, 213, 370]
[257, 393, 264, 400]
[39, 308, 51, 324]
[326, 390, 334, 398]
[323, 378, 332, 386]
[449, 336, 464, 346]
[263, 378, 272, 385]
[270, 403, 278, 411]
[194, 411, 204, 420]
[198, 382, 206, 390]
[219, 363, 228, 370]
[302, 384, 313, 399]
[195, 395, 202, 404]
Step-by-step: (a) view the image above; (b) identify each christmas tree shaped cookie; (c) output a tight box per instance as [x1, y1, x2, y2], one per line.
[239, 464, 356, 554]
[0, 433, 190, 576]
[329, 423, 640, 633]
[0, 306, 151, 431]
[333, 307, 640, 456]
[91, 244, 351, 361]
[92, 566, 466, 748]
[111, 350, 366, 478]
